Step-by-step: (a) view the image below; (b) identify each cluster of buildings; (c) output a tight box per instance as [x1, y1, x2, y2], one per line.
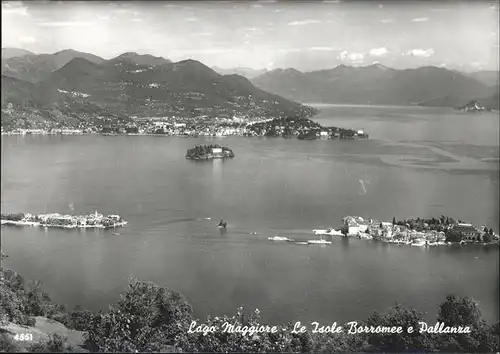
[458, 101, 486, 112]
[1, 211, 127, 229]
[1, 111, 368, 140]
[341, 216, 498, 245]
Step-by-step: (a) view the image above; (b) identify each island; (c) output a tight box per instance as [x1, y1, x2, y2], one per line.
[313, 215, 499, 247]
[457, 100, 487, 112]
[186, 144, 235, 160]
[0, 210, 127, 229]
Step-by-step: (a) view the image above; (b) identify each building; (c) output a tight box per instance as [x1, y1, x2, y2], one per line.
[212, 147, 224, 158]
[453, 225, 482, 240]
[342, 217, 360, 235]
[358, 223, 369, 233]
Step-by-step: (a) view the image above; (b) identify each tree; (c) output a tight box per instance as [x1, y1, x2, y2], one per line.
[436, 295, 499, 352]
[392, 217, 396, 225]
[84, 279, 193, 352]
[365, 305, 434, 352]
[445, 230, 463, 243]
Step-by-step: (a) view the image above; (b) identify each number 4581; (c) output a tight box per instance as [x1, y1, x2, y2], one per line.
[14, 333, 33, 341]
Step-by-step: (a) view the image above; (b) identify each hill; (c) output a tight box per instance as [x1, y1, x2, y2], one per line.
[111, 52, 172, 66]
[1, 56, 316, 130]
[1, 47, 34, 59]
[252, 64, 495, 107]
[1, 49, 105, 82]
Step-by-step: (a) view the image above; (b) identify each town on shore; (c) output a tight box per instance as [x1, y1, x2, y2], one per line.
[313, 215, 499, 247]
[0, 210, 127, 229]
[1, 115, 368, 140]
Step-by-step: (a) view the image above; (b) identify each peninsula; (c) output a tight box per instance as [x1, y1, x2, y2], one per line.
[0, 211, 127, 229]
[186, 144, 234, 160]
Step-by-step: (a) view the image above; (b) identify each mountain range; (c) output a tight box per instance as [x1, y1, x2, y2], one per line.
[251, 64, 499, 108]
[1, 49, 316, 130]
[1, 48, 498, 131]
[212, 66, 269, 79]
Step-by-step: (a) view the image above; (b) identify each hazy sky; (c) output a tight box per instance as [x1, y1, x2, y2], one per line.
[2, 0, 499, 71]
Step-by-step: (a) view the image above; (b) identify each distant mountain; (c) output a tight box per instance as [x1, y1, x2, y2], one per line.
[466, 70, 499, 87]
[1, 48, 34, 59]
[111, 52, 172, 66]
[1, 56, 316, 129]
[252, 64, 495, 107]
[1, 49, 105, 82]
[476, 87, 499, 110]
[212, 66, 268, 79]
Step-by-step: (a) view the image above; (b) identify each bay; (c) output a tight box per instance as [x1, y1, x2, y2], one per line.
[1, 105, 498, 325]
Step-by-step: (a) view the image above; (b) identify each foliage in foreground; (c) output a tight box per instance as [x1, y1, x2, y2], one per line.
[1, 266, 499, 353]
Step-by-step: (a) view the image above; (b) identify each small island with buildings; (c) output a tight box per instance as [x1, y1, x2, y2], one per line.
[0, 210, 127, 229]
[186, 144, 235, 160]
[314, 215, 499, 247]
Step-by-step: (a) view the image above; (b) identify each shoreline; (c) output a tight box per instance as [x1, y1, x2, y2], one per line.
[1, 131, 369, 140]
[0, 211, 128, 230]
[0, 219, 128, 229]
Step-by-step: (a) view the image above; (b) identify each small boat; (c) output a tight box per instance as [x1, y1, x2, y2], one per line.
[218, 219, 227, 228]
[268, 236, 291, 241]
[308, 239, 332, 245]
[295, 241, 309, 245]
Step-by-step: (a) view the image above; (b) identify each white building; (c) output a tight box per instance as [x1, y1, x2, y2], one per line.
[347, 224, 359, 235]
[212, 147, 223, 157]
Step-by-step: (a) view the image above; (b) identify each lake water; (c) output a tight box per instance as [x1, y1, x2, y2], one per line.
[1, 105, 499, 325]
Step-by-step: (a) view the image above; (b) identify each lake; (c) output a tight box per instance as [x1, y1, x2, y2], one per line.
[1, 105, 499, 325]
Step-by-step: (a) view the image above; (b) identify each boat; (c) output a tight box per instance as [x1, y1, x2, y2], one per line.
[268, 236, 291, 241]
[313, 228, 343, 236]
[308, 239, 332, 245]
[218, 219, 227, 228]
[295, 241, 309, 245]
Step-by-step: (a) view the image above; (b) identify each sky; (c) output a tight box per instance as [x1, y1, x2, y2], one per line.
[2, 0, 499, 72]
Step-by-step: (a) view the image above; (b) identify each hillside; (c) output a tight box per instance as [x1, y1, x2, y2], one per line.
[1, 56, 316, 130]
[1, 316, 87, 352]
[252, 64, 495, 107]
